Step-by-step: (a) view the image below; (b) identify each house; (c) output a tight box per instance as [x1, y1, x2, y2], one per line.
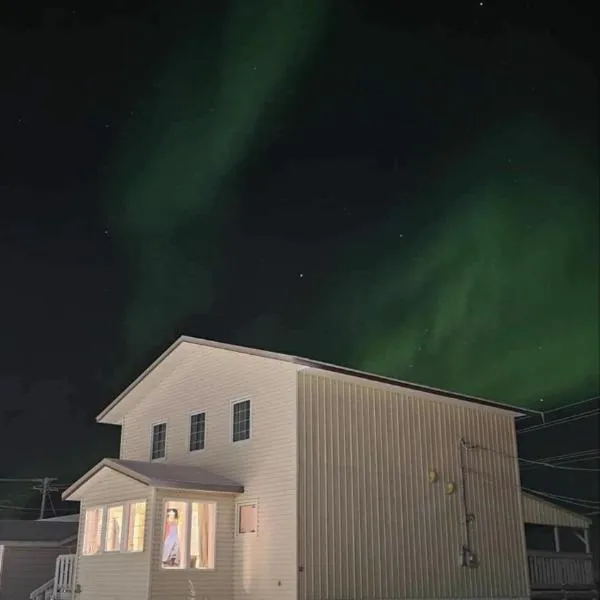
[55, 335, 596, 600]
[0, 519, 77, 600]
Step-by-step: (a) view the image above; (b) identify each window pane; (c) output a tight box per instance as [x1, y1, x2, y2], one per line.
[239, 504, 257, 534]
[127, 502, 146, 552]
[232, 400, 251, 442]
[105, 506, 124, 552]
[83, 507, 104, 555]
[189, 413, 205, 451]
[152, 423, 167, 459]
[161, 501, 187, 569]
[190, 502, 216, 569]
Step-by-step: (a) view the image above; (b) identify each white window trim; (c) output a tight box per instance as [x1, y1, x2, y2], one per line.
[188, 410, 207, 453]
[104, 502, 126, 553]
[161, 499, 217, 571]
[230, 397, 252, 444]
[235, 499, 259, 536]
[124, 500, 148, 553]
[150, 420, 168, 461]
[81, 500, 148, 557]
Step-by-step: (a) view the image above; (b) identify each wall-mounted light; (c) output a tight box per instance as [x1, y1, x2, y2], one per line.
[445, 482, 457, 495]
[428, 470, 439, 483]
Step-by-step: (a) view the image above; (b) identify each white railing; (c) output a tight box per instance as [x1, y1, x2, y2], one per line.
[29, 578, 54, 600]
[53, 553, 76, 597]
[528, 550, 596, 589]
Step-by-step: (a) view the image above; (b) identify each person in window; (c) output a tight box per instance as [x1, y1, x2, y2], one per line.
[162, 508, 181, 567]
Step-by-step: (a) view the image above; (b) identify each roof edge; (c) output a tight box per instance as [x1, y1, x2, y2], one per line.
[522, 490, 592, 526]
[97, 335, 538, 424]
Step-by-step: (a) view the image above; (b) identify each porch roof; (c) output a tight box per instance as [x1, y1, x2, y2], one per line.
[0, 519, 78, 546]
[62, 458, 244, 501]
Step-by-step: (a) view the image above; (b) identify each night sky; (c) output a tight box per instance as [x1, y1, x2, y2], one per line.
[1, 1, 598, 526]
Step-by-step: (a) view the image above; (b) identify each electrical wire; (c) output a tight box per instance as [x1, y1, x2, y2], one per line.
[520, 450, 600, 471]
[522, 487, 600, 510]
[518, 408, 600, 434]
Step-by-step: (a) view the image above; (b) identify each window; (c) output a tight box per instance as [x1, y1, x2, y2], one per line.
[238, 503, 258, 534]
[232, 399, 251, 442]
[82, 507, 104, 555]
[161, 500, 216, 570]
[151, 422, 167, 460]
[189, 412, 206, 451]
[105, 505, 124, 552]
[126, 501, 147, 552]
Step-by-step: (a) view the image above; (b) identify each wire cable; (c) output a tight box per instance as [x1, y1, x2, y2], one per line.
[518, 409, 600, 434]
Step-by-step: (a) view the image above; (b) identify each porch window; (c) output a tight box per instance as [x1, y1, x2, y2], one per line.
[161, 500, 216, 570]
[189, 412, 206, 451]
[126, 501, 147, 552]
[238, 503, 258, 534]
[105, 505, 124, 552]
[82, 507, 104, 555]
[232, 399, 251, 442]
[151, 422, 167, 460]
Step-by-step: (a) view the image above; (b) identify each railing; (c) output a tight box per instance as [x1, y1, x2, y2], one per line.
[528, 550, 596, 589]
[54, 553, 76, 597]
[29, 578, 54, 600]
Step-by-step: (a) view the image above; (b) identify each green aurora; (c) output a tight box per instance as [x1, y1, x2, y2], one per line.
[106, 7, 598, 410]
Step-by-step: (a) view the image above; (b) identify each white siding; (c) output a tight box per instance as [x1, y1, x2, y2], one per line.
[0, 545, 71, 600]
[521, 493, 591, 528]
[297, 370, 530, 600]
[74, 468, 151, 600]
[150, 489, 234, 600]
[120, 344, 299, 600]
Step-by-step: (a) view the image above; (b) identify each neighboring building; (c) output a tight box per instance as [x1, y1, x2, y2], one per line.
[0, 519, 77, 600]
[57, 336, 596, 600]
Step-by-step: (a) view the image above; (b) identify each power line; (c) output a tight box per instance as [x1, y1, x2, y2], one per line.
[520, 450, 600, 471]
[522, 488, 600, 510]
[518, 408, 600, 434]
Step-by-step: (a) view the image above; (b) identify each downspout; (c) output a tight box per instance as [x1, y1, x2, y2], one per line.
[459, 438, 477, 568]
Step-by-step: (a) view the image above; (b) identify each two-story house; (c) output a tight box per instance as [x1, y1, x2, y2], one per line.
[49, 336, 595, 600]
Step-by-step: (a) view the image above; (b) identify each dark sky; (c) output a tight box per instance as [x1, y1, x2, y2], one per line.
[0, 1, 598, 522]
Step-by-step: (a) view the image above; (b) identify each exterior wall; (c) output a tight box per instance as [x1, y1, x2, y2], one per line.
[0, 545, 70, 600]
[521, 493, 590, 528]
[150, 488, 234, 600]
[297, 370, 530, 600]
[119, 343, 299, 600]
[74, 468, 151, 600]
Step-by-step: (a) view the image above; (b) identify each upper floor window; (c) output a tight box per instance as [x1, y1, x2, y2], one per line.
[189, 412, 206, 452]
[151, 422, 167, 460]
[232, 399, 251, 442]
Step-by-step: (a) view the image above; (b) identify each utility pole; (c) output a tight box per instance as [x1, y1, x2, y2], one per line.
[32, 477, 58, 519]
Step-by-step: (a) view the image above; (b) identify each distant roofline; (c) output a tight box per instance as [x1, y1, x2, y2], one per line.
[97, 335, 540, 423]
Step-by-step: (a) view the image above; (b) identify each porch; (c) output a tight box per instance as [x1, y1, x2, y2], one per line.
[29, 553, 76, 600]
[528, 550, 597, 598]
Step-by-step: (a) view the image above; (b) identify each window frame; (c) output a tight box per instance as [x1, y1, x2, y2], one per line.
[81, 506, 105, 556]
[150, 421, 168, 461]
[230, 398, 252, 444]
[161, 499, 217, 571]
[104, 503, 125, 553]
[236, 499, 259, 536]
[188, 410, 207, 453]
[80, 500, 147, 557]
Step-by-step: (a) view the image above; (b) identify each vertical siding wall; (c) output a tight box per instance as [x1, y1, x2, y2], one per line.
[150, 488, 235, 600]
[119, 344, 299, 600]
[297, 371, 530, 600]
[521, 494, 591, 528]
[74, 468, 151, 600]
[1, 546, 67, 600]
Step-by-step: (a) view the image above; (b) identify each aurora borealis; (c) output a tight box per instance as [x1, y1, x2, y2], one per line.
[105, 4, 598, 409]
[0, 1, 597, 503]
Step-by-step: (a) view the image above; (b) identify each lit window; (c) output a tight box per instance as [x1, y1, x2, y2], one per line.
[189, 412, 206, 451]
[126, 501, 146, 552]
[162, 501, 187, 569]
[232, 399, 251, 442]
[238, 503, 258, 534]
[190, 502, 216, 569]
[105, 505, 124, 552]
[151, 423, 167, 460]
[82, 507, 104, 555]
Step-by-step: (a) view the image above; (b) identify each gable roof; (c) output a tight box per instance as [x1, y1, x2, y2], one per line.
[62, 458, 244, 501]
[97, 336, 536, 424]
[521, 490, 592, 528]
[0, 520, 78, 546]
